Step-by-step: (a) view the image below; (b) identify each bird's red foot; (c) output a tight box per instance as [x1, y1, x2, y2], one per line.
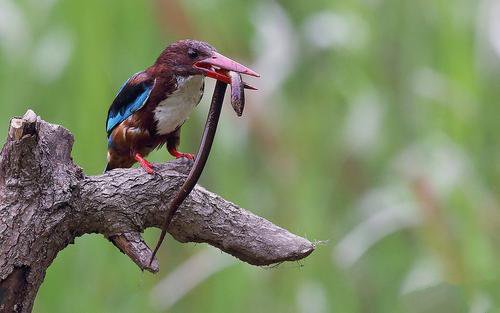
[168, 147, 195, 160]
[134, 153, 155, 174]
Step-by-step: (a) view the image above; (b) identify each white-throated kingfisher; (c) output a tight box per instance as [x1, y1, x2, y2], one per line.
[104, 39, 259, 173]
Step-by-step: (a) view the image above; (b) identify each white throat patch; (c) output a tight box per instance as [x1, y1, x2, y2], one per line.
[154, 75, 204, 135]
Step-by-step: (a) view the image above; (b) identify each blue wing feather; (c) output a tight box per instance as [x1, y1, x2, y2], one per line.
[106, 72, 155, 136]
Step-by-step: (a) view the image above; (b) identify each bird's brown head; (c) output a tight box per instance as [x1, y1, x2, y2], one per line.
[156, 39, 259, 84]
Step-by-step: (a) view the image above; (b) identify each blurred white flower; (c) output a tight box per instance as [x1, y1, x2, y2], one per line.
[393, 136, 469, 196]
[296, 280, 328, 313]
[486, 0, 500, 58]
[0, 0, 31, 60]
[476, 0, 500, 72]
[400, 257, 443, 294]
[411, 68, 448, 102]
[150, 248, 236, 311]
[410, 67, 476, 120]
[302, 11, 368, 51]
[469, 292, 492, 313]
[334, 185, 420, 268]
[342, 89, 384, 156]
[32, 28, 73, 82]
[251, 1, 298, 98]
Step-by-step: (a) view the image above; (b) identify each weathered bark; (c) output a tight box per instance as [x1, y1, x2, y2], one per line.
[0, 110, 314, 313]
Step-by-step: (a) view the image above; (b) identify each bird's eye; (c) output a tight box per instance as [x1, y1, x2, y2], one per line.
[188, 49, 198, 59]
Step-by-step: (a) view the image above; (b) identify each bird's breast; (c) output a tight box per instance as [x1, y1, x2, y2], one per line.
[153, 75, 204, 135]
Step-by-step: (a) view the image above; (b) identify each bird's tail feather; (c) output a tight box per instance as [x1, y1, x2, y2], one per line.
[104, 163, 112, 173]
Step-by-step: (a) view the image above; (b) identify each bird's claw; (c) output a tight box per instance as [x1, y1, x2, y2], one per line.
[168, 147, 195, 160]
[134, 153, 155, 175]
[142, 163, 155, 175]
[176, 153, 195, 160]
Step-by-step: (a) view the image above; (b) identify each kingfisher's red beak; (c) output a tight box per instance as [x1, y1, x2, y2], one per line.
[194, 51, 259, 90]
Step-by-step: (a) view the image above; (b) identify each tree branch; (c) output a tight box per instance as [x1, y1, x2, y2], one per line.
[0, 110, 314, 313]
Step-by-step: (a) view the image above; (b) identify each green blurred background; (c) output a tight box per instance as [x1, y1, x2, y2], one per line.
[1, 0, 500, 312]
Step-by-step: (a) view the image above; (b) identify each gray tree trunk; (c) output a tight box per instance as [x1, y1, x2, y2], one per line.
[0, 110, 314, 313]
